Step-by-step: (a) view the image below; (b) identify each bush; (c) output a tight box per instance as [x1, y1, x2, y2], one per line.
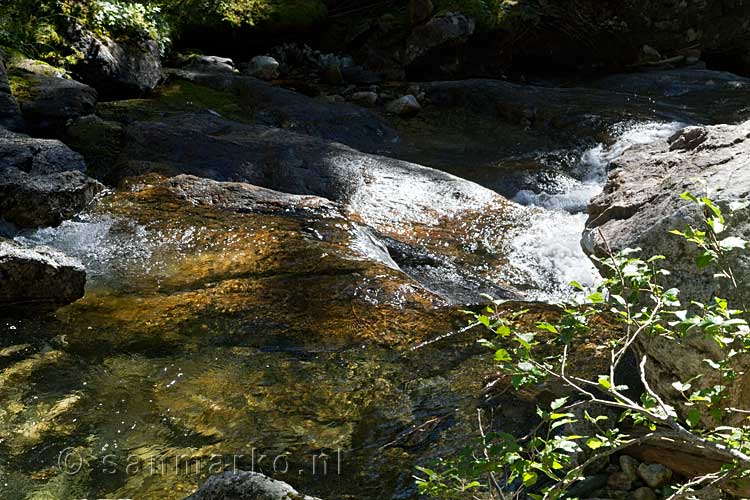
[417, 191, 750, 499]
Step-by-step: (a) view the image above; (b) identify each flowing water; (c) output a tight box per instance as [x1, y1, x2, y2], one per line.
[1, 103, 689, 500]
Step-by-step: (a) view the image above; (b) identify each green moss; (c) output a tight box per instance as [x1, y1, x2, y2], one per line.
[8, 74, 37, 102]
[97, 81, 257, 125]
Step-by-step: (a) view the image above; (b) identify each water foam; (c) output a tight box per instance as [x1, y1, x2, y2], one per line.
[509, 121, 685, 302]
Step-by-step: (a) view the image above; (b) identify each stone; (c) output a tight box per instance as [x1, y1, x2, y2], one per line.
[608, 471, 633, 491]
[112, 112, 522, 303]
[642, 44, 662, 61]
[0, 53, 23, 130]
[0, 129, 104, 228]
[404, 12, 475, 66]
[350, 91, 378, 106]
[566, 474, 609, 499]
[582, 121, 750, 423]
[181, 55, 235, 73]
[637, 463, 673, 488]
[619, 455, 640, 481]
[11, 72, 97, 129]
[70, 25, 161, 97]
[246, 55, 280, 80]
[631, 487, 658, 500]
[0, 239, 86, 309]
[584, 120, 750, 307]
[184, 470, 319, 500]
[386, 94, 421, 115]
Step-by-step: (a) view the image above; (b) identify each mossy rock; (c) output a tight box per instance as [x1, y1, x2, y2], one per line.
[96, 81, 255, 125]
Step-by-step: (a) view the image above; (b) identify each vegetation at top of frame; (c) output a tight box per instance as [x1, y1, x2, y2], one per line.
[416, 191, 750, 499]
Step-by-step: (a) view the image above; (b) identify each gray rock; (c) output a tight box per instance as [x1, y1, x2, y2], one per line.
[0, 129, 104, 228]
[166, 69, 398, 153]
[404, 12, 475, 65]
[386, 94, 421, 115]
[182, 55, 235, 73]
[631, 487, 658, 500]
[583, 120, 750, 314]
[583, 121, 750, 424]
[619, 455, 640, 482]
[71, 26, 161, 97]
[608, 471, 633, 491]
[0, 239, 85, 309]
[12, 72, 97, 128]
[112, 112, 521, 303]
[351, 91, 378, 107]
[0, 54, 23, 130]
[185, 471, 319, 500]
[637, 463, 672, 488]
[246, 56, 280, 80]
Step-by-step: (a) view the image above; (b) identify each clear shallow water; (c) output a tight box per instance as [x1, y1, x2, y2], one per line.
[1, 118, 687, 499]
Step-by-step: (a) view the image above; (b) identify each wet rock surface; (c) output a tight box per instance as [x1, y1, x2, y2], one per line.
[0, 239, 85, 309]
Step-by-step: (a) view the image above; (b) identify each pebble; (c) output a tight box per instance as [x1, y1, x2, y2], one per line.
[637, 463, 673, 488]
[385, 94, 421, 115]
[619, 455, 639, 481]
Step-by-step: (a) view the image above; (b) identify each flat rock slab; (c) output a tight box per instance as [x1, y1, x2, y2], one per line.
[0, 239, 85, 309]
[166, 69, 398, 153]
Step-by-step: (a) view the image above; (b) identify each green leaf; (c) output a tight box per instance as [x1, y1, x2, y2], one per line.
[494, 348, 512, 362]
[598, 376, 611, 389]
[696, 250, 716, 268]
[522, 471, 538, 486]
[587, 292, 605, 304]
[536, 322, 558, 334]
[672, 381, 692, 393]
[586, 437, 604, 449]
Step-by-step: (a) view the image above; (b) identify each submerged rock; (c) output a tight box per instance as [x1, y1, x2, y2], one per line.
[0, 129, 103, 228]
[185, 471, 320, 500]
[0, 239, 85, 309]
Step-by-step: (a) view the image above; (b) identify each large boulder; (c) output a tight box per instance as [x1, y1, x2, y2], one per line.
[10, 71, 97, 130]
[185, 471, 320, 500]
[0, 239, 86, 309]
[583, 120, 750, 306]
[110, 112, 523, 302]
[165, 70, 398, 153]
[0, 129, 104, 228]
[582, 120, 750, 423]
[404, 12, 476, 67]
[0, 54, 23, 130]
[70, 26, 161, 97]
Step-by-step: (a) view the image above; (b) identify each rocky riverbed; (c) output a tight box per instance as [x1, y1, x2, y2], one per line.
[2, 32, 750, 499]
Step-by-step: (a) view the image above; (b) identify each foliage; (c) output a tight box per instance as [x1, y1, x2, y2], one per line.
[432, 0, 542, 31]
[158, 0, 328, 32]
[416, 192, 750, 499]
